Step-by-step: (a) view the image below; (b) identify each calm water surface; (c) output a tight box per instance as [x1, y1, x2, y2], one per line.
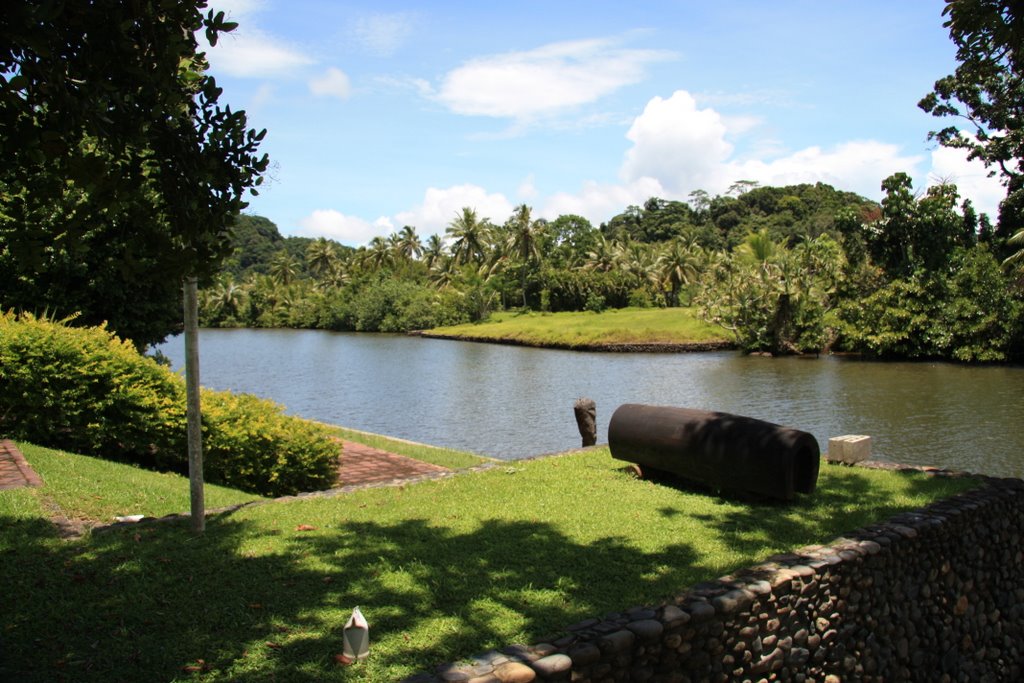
[158, 329, 1024, 476]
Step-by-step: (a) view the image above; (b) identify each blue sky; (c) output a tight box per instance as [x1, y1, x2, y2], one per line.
[207, 0, 1005, 245]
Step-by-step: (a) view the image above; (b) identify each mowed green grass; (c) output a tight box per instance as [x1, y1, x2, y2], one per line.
[3, 443, 263, 526]
[427, 307, 729, 348]
[1, 443, 976, 682]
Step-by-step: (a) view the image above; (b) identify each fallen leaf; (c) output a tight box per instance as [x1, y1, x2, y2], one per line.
[248, 603, 262, 609]
[322, 577, 334, 584]
[295, 524, 317, 531]
[334, 653, 354, 666]
[265, 641, 281, 650]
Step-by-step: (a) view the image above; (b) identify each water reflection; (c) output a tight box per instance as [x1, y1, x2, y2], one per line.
[158, 329, 1024, 476]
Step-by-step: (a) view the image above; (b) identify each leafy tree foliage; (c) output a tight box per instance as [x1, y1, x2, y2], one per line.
[0, 1, 268, 347]
[919, 0, 1024, 253]
[919, 0, 1023, 186]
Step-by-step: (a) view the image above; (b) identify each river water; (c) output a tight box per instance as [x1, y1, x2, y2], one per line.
[158, 328, 1024, 477]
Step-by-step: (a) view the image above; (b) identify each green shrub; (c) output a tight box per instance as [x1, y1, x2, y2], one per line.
[0, 313, 339, 495]
[198, 390, 339, 496]
[0, 312, 185, 463]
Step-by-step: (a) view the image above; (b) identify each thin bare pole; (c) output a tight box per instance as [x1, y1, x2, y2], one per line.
[183, 276, 205, 533]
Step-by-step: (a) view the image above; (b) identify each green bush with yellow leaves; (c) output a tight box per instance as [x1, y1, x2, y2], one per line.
[0, 312, 338, 496]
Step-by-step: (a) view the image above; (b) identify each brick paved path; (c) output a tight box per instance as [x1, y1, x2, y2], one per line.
[0, 438, 450, 493]
[338, 440, 449, 486]
[0, 440, 43, 490]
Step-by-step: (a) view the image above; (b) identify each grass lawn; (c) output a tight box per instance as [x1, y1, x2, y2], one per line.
[425, 307, 729, 349]
[1, 442, 976, 682]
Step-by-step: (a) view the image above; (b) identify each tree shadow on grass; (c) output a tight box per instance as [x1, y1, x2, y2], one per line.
[645, 463, 977, 561]
[3, 464, 969, 682]
[0, 505, 703, 683]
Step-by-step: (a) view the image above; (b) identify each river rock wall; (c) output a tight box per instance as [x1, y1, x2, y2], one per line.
[405, 472, 1024, 683]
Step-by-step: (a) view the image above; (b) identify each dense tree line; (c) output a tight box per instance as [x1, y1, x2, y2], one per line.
[199, 177, 1024, 361]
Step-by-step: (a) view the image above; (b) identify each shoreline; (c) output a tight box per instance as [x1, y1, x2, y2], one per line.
[412, 330, 736, 353]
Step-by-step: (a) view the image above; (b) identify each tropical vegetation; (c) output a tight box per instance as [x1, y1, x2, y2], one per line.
[200, 176, 1024, 361]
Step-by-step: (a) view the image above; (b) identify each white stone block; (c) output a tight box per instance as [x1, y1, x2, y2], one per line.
[827, 435, 872, 464]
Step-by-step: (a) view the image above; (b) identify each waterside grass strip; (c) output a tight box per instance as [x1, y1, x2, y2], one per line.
[421, 307, 732, 352]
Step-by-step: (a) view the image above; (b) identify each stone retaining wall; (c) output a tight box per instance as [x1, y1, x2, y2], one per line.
[405, 472, 1024, 682]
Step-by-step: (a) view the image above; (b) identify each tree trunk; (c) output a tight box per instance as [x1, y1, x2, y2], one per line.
[183, 276, 205, 533]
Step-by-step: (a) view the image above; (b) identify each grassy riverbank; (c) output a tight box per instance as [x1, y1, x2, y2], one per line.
[423, 307, 731, 350]
[1, 439, 976, 682]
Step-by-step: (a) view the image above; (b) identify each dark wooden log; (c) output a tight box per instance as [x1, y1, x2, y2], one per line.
[608, 404, 819, 501]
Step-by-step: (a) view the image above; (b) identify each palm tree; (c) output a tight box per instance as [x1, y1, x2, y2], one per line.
[306, 237, 339, 279]
[422, 233, 445, 269]
[446, 207, 491, 266]
[367, 235, 393, 270]
[735, 228, 779, 264]
[428, 257, 457, 290]
[584, 235, 618, 272]
[395, 225, 423, 261]
[1003, 228, 1024, 273]
[656, 237, 703, 306]
[616, 240, 658, 290]
[504, 204, 544, 307]
[322, 258, 350, 289]
[269, 251, 301, 286]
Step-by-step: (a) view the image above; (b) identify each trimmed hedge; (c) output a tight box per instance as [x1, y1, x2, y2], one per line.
[0, 313, 339, 496]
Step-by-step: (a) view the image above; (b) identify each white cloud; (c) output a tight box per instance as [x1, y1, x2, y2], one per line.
[353, 13, 415, 57]
[394, 185, 515, 234]
[620, 91, 734, 195]
[620, 90, 925, 200]
[297, 210, 393, 246]
[542, 177, 666, 225]
[431, 38, 675, 121]
[926, 145, 1006, 219]
[209, 28, 314, 78]
[545, 89, 932, 226]
[309, 67, 352, 99]
[729, 140, 923, 201]
[517, 174, 539, 200]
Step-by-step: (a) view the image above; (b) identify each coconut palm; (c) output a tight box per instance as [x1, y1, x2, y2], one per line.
[367, 235, 393, 270]
[1004, 228, 1024, 273]
[584, 235, 618, 272]
[616, 240, 658, 290]
[422, 233, 445, 269]
[428, 257, 457, 290]
[320, 258, 349, 290]
[394, 225, 423, 261]
[504, 204, 545, 307]
[269, 251, 301, 286]
[446, 207, 491, 266]
[735, 228, 779, 264]
[656, 237, 703, 306]
[306, 237, 339, 279]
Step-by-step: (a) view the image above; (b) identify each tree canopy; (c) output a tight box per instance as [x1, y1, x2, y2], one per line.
[0, 1, 268, 346]
[918, 0, 1023, 185]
